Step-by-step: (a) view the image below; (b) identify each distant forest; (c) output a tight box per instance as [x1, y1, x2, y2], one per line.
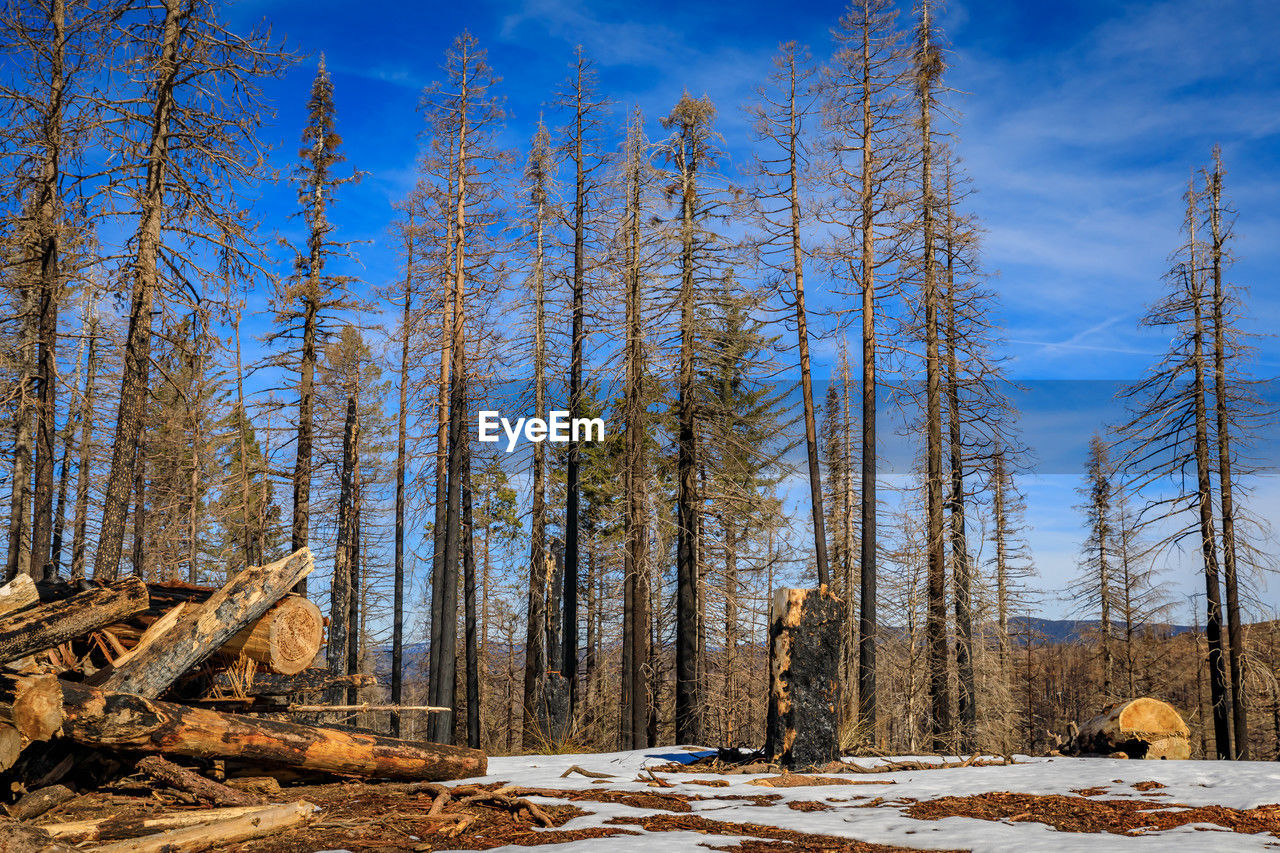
[1, 0, 1274, 759]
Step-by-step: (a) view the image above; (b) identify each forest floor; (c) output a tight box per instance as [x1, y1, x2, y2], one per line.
[28, 748, 1280, 852]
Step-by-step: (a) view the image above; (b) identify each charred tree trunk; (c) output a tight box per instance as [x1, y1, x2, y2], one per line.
[1207, 154, 1248, 758]
[55, 680, 487, 781]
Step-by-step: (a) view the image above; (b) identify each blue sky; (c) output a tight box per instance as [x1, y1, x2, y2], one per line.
[219, 0, 1280, 620]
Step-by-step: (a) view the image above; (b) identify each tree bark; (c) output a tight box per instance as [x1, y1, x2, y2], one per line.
[135, 755, 262, 807]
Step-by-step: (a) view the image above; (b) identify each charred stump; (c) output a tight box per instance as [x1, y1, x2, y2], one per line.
[764, 587, 845, 769]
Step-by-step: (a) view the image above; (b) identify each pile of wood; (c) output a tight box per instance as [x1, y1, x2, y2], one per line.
[0, 548, 487, 848]
[1063, 697, 1191, 760]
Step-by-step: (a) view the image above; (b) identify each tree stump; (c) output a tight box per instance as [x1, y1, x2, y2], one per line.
[534, 672, 571, 747]
[764, 587, 846, 769]
[1068, 697, 1191, 760]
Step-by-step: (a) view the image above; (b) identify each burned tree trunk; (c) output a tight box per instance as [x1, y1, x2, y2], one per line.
[764, 587, 846, 769]
[55, 681, 486, 781]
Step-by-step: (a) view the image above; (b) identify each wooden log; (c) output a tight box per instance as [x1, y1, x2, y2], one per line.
[0, 576, 38, 620]
[134, 756, 263, 807]
[55, 681, 487, 781]
[42, 804, 280, 843]
[99, 548, 314, 698]
[0, 579, 148, 666]
[90, 801, 316, 853]
[764, 586, 846, 770]
[204, 668, 377, 698]
[217, 595, 322, 675]
[5, 785, 75, 821]
[0, 724, 21, 773]
[1069, 697, 1191, 760]
[4, 675, 64, 743]
[0, 820, 76, 853]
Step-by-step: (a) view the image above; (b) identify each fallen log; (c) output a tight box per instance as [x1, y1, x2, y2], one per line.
[0, 579, 148, 666]
[99, 548, 314, 698]
[134, 756, 262, 807]
[0, 724, 21, 772]
[55, 680, 487, 781]
[2, 674, 65, 743]
[90, 801, 316, 853]
[0, 575, 38, 619]
[1068, 697, 1191, 760]
[41, 804, 281, 843]
[5, 785, 75, 821]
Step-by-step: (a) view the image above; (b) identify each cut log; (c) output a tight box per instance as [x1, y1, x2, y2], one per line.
[134, 756, 263, 807]
[217, 595, 322, 675]
[99, 548, 314, 698]
[8, 671, 64, 737]
[0, 576, 38, 619]
[0, 724, 21, 773]
[764, 586, 846, 770]
[5, 785, 75, 821]
[55, 681, 487, 781]
[90, 800, 316, 853]
[0, 579, 148, 665]
[42, 804, 281, 843]
[204, 668, 377, 698]
[1069, 697, 1191, 760]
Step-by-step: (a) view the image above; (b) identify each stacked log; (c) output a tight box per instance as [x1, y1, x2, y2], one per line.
[1067, 697, 1191, 759]
[764, 586, 846, 770]
[0, 546, 484, 810]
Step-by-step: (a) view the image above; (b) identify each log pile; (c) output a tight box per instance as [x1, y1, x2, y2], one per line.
[1064, 697, 1191, 760]
[0, 548, 487, 849]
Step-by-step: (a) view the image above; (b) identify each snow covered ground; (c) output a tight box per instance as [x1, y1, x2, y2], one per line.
[442, 747, 1280, 852]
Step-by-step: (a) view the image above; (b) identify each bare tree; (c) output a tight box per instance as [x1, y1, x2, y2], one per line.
[93, 0, 288, 580]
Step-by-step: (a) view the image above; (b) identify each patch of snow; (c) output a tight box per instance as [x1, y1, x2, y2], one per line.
[430, 748, 1280, 852]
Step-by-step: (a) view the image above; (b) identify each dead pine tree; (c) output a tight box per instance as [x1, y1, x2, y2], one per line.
[0, 0, 95, 580]
[824, 0, 911, 742]
[1117, 178, 1231, 758]
[419, 32, 506, 744]
[1204, 149, 1252, 758]
[619, 109, 654, 750]
[326, 397, 359, 705]
[1071, 434, 1117, 700]
[747, 41, 829, 587]
[940, 161, 976, 751]
[271, 56, 361, 596]
[94, 0, 288, 580]
[911, 0, 951, 752]
[521, 120, 553, 749]
[555, 47, 610, 718]
[660, 92, 730, 746]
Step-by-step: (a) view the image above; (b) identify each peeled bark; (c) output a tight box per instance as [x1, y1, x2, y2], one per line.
[135, 755, 262, 807]
[55, 681, 487, 781]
